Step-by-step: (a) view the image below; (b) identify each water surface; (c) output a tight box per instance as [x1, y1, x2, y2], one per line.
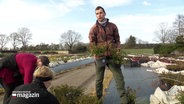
[104, 66, 159, 104]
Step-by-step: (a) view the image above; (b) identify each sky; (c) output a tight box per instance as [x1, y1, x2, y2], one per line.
[0, 0, 184, 48]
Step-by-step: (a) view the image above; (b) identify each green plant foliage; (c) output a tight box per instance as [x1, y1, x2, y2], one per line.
[177, 91, 184, 104]
[50, 85, 102, 104]
[124, 35, 136, 48]
[123, 49, 154, 55]
[0, 53, 15, 58]
[110, 48, 127, 64]
[89, 43, 127, 64]
[50, 85, 83, 104]
[176, 35, 184, 44]
[126, 87, 136, 104]
[77, 95, 102, 104]
[153, 44, 177, 54]
[70, 43, 88, 53]
[89, 44, 106, 56]
[175, 43, 184, 53]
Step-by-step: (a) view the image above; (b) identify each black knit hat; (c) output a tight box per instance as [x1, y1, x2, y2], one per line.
[38, 56, 50, 66]
[36, 77, 52, 82]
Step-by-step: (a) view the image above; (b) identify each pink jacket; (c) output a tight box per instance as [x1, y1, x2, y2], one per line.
[0, 53, 37, 84]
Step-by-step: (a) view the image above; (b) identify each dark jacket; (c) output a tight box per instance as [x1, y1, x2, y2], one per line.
[9, 79, 60, 104]
[89, 19, 121, 58]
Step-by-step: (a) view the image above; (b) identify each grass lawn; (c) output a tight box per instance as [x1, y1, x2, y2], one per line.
[123, 48, 154, 55]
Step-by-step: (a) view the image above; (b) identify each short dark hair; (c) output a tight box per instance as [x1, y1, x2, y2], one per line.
[95, 6, 106, 14]
[38, 56, 50, 66]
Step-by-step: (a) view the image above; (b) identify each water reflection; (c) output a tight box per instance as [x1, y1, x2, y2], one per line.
[104, 66, 159, 104]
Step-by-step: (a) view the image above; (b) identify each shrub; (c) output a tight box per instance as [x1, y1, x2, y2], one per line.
[154, 44, 177, 54]
[89, 43, 106, 56]
[50, 85, 83, 104]
[89, 43, 127, 64]
[70, 44, 88, 53]
[110, 48, 127, 64]
[175, 45, 184, 53]
[0, 53, 16, 58]
[50, 85, 102, 104]
[77, 95, 102, 104]
[177, 91, 184, 104]
[32, 51, 42, 54]
[42, 51, 58, 54]
[126, 86, 136, 104]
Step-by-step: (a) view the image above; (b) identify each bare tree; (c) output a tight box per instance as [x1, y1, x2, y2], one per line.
[9, 32, 21, 50]
[154, 22, 169, 44]
[167, 28, 178, 43]
[60, 30, 82, 51]
[173, 14, 184, 36]
[17, 27, 32, 49]
[0, 34, 9, 50]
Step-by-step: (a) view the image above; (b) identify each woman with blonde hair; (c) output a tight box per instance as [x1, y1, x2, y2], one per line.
[9, 66, 59, 104]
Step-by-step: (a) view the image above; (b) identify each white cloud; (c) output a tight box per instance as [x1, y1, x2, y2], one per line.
[91, 0, 132, 8]
[0, 0, 86, 41]
[1, 0, 183, 47]
[0, 0, 53, 23]
[143, 1, 151, 6]
[65, 0, 85, 8]
[0, 0, 85, 23]
[111, 14, 176, 43]
[29, 21, 93, 45]
[48, 0, 85, 17]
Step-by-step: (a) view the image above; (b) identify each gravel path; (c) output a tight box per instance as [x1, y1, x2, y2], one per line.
[51, 63, 97, 94]
[51, 63, 112, 95]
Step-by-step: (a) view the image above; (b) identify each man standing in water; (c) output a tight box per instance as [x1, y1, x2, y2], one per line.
[89, 6, 128, 104]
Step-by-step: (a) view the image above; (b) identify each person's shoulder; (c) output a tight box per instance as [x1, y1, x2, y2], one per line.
[89, 24, 97, 32]
[91, 24, 96, 29]
[13, 84, 30, 91]
[16, 53, 36, 59]
[18, 83, 31, 89]
[108, 21, 116, 26]
[108, 21, 118, 29]
[39, 90, 60, 104]
[37, 87, 50, 96]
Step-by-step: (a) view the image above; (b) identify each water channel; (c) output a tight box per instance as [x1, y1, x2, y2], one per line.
[104, 66, 159, 104]
[52, 58, 94, 73]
